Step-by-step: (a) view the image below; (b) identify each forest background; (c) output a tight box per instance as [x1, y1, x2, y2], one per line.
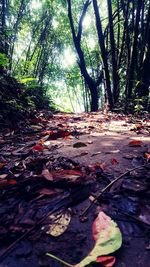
[0, 0, 150, 119]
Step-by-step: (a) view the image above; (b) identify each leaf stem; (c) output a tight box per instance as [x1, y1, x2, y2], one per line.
[46, 252, 73, 267]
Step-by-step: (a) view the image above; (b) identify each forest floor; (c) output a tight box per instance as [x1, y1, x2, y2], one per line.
[0, 111, 150, 267]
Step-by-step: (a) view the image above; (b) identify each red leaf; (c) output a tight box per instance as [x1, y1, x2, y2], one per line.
[134, 124, 144, 130]
[111, 158, 119, 165]
[52, 169, 83, 181]
[128, 140, 143, 147]
[0, 163, 5, 169]
[7, 179, 17, 185]
[32, 144, 43, 151]
[96, 256, 116, 267]
[144, 153, 150, 161]
[42, 169, 53, 181]
[100, 162, 107, 171]
[43, 129, 71, 140]
[92, 212, 109, 242]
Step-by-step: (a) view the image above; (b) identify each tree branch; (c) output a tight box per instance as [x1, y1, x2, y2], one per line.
[67, 0, 77, 42]
[77, 0, 91, 42]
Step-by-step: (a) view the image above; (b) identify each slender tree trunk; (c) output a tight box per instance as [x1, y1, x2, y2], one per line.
[117, 3, 129, 70]
[126, 0, 142, 99]
[67, 0, 103, 111]
[1, 0, 9, 55]
[92, 0, 114, 109]
[107, 0, 119, 103]
[139, 0, 150, 73]
[136, 45, 150, 110]
[119, 0, 131, 98]
[136, 4, 150, 110]
[117, 0, 120, 58]
[1, 0, 6, 34]
[9, 0, 28, 71]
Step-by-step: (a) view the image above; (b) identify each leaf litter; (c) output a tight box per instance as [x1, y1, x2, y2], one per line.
[0, 111, 149, 267]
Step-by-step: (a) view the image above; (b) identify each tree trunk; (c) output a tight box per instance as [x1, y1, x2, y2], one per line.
[126, 0, 142, 99]
[107, 0, 119, 103]
[9, 0, 27, 71]
[136, 10, 150, 110]
[92, 0, 114, 109]
[67, 0, 102, 111]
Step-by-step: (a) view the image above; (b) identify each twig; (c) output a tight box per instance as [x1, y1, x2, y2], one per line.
[0, 206, 65, 261]
[80, 163, 150, 218]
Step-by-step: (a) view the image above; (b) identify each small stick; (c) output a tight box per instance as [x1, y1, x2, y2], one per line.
[46, 252, 73, 267]
[0, 207, 64, 261]
[80, 163, 150, 218]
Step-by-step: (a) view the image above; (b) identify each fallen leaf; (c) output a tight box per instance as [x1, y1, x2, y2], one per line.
[123, 153, 135, 160]
[31, 125, 43, 130]
[52, 169, 83, 182]
[100, 162, 107, 171]
[96, 255, 116, 267]
[144, 153, 150, 161]
[48, 129, 71, 140]
[75, 211, 122, 267]
[91, 132, 102, 137]
[73, 142, 87, 148]
[0, 163, 5, 169]
[74, 152, 88, 158]
[43, 140, 52, 146]
[45, 210, 71, 237]
[32, 144, 43, 151]
[134, 124, 144, 130]
[8, 179, 17, 185]
[128, 140, 143, 147]
[0, 180, 8, 188]
[0, 174, 8, 179]
[138, 205, 150, 225]
[111, 158, 119, 165]
[41, 169, 53, 181]
[42, 130, 54, 136]
[38, 188, 58, 196]
[88, 140, 93, 144]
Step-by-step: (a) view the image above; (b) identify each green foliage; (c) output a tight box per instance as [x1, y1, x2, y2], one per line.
[0, 0, 149, 113]
[134, 96, 149, 113]
[19, 77, 37, 84]
[0, 53, 9, 67]
[22, 80, 52, 110]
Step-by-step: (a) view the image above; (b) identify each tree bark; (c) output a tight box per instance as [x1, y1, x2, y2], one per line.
[136, 4, 150, 110]
[107, 0, 119, 103]
[92, 0, 114, 109]
[9, 0, 28, 71]
[67, 0, 103, 111]
[126, 0, 142, 99]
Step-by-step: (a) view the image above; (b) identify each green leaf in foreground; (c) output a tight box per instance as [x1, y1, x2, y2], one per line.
[75, 211, 122, 267]
[46, 212, 122, 267]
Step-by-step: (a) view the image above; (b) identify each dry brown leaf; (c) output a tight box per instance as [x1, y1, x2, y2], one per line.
[42, 169, 53, 181]
[46, 210, 71, 237]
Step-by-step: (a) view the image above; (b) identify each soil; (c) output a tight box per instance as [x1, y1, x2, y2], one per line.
[0, 111, 150, 267]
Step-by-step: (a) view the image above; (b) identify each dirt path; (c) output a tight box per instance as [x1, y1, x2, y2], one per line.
[54, 113, 149, 174]
[0, 111, 150, 267]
